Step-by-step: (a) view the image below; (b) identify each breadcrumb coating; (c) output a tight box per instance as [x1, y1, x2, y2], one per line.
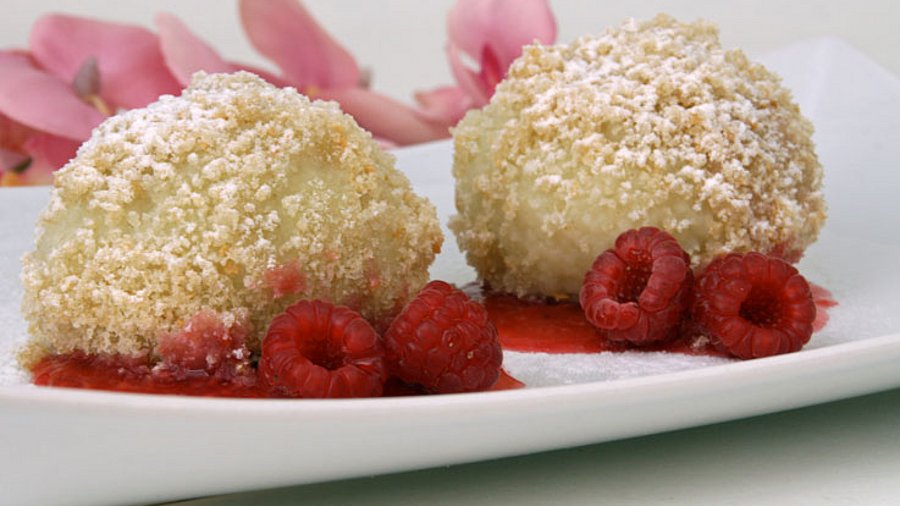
[20, 72, 442, 366]
[450, 15, 825, 298]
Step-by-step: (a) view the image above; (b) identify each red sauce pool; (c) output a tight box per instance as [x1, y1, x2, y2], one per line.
[482, 282, 838, 356]
[31, 352, 267, 398]
[482, 291, 727, 357]
[30, 283, 837, 398]
[31, 353, 523, 398]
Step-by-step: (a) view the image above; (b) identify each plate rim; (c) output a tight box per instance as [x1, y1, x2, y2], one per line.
[4, 330, 899, 415]
[4, 33, 900, 423]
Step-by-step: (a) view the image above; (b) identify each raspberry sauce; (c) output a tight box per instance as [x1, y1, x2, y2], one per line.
[811, 283, 838, 332]
[31, 352, 266, 398]
[481, 290, 727, 357]
[29, 282, 836, 398]
[482, 282, 837, 357]
[31, 354, 523, 398]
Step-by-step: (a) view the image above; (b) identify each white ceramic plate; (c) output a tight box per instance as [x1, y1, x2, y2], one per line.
[2, 38, 900, 506]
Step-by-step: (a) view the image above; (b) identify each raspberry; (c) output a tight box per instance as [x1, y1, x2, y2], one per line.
[691, 252, 816, 359]
[259, 300, 386, 398]
[579, 227, 692, 344]
[384, 281, 502, 394]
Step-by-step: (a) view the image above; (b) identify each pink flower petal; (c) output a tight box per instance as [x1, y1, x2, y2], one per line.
[447, 43, 491, 104]
[29, 14, 181, 109]
[155, 12, 236, 86]
[4, 154, 53, 185]
[478, 44, 504, 96]
[414, 85, 475, 126]
[239, 0, 360, 88]
[0, 110, 38, 151]
[0, 147, 28, 174]
[0, 133, 78, 186]
[0, 51, 103, 140]
[320, 88, 450, 146]
[23, 132, 80, 170]
[375, 137, 397, 150]
[448, 0, 494, 58]
[232, 63, 293, 88]
[448, 0, 556, 68]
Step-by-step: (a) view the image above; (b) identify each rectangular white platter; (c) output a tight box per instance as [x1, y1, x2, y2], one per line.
[1, 37, 900, 506]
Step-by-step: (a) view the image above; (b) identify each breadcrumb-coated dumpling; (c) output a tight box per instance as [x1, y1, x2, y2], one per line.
[20, 71, 442, 365]
[450, 15, 825, 299]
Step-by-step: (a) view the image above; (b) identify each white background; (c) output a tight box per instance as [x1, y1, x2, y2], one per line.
[3, 0, 899, 107]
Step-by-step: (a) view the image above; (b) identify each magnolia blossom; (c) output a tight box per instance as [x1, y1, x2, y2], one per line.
[415, 0, 557, 127]
[159, 0, 451, 146]
[0, 1, 446, 185]
[227, 0, 447, 145]
[0, 14, 196, 185]
[0, 0, 556, 185]
[0, 16, 183, 185]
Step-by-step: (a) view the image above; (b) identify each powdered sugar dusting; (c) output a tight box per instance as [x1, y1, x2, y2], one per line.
[0, 188, 35, 386]
[503, 351, 733, 387]
[17, 71, 441, 365]
[3, 173, 900, 390]
[0, 342, 29, 387]
[451, 14, 825, 297]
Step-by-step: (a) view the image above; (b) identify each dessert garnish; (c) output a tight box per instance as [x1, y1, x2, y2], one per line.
[580, 227, 693, 344]
[385, 280, 503, 394]
[259, 300, 387, 398]
[691, 252, 816, 359]
[577, 228, 818, 360]
[30, 280, 516, 398]
[28, 224, 830, 396]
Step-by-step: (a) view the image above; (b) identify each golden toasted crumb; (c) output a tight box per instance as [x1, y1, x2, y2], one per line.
[20, 72, 442, 366]
[450, 14, 825, 298]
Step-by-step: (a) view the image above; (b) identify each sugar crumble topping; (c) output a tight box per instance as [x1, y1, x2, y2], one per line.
[19, 71, 442, 366]
[451, 14, 825, 297]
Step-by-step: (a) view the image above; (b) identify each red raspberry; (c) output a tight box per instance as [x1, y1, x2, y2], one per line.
[384, 281, 502, 394]
[579, 227, 692, 344]
[691, 252, 816, 359]
[259, 300, 386, 398]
